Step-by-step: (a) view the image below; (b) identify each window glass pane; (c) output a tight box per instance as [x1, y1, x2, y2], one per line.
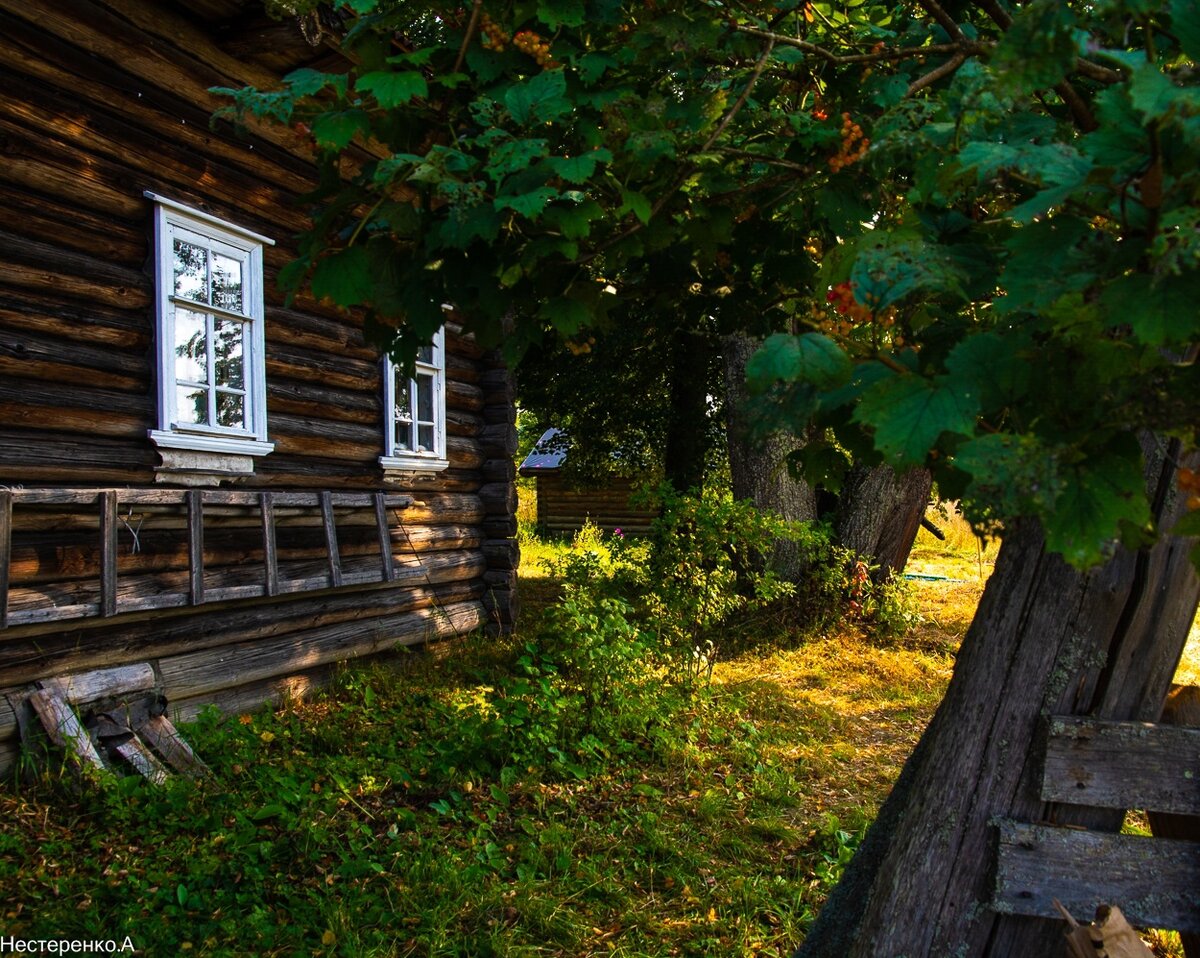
[174, 308, 208, 384]
[213, 318, 245, 389]
[394, 375, 412, 421]
[176, 385, 208, 426]
[215, 391, 246, 429]
[418, 424, 434, 452]
[416, 373, 434, 422]
[417, 344, 434, 364]
[211, 252, 244, 313]
[173, 240, 208, 303]
[395, 421, 413, 451]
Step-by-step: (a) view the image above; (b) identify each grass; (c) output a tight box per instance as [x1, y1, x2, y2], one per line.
[0, 498, 1196, 957]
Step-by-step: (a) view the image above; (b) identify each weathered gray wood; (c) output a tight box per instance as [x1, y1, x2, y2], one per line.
[138, 715, 208, 778]
[40, 663, 155, 704]
[374, 492, 395, 581]
[0, 488, 10, 628]
[260, 491, 278, 597]
[27, 688, 107, 774]
[320, 491, 342, 588]
[100, 489, 118, 616]
[187, 490, 203, 605]
[994, 821, 1200, 934]
[1040, 714, 1200, 816]
[111, 735, 168, 785]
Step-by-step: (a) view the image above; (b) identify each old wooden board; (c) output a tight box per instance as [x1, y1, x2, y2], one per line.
[39, 663, 155, 704]
[138, 715, 208, 778]
[27, 688, 107, 775]
[112, 735, 168, 785]
[1041, 714, 1200, 816]
[994, 820, 1200, 934]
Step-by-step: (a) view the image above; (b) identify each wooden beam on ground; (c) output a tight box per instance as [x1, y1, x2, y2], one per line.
[320, 491, 342, 588]
[138, 715, 208, 779]
[1041, 714, 1200, 816]
[374, 492, 394, 582]
[26, 688, 107, 776]
[111, 736, 168, 785]
[40, 663, 155, 705]
[994, 820, 1200, 934]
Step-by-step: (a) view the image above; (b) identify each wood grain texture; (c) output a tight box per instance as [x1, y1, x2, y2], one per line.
[994, 820, 1200, 934]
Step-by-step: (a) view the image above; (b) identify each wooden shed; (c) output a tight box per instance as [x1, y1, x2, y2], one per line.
[0, 0, 519, 777]
[518, 429, 658, 536]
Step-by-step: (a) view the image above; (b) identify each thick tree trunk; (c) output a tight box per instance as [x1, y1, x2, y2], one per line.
[797, 438, 1200, 958]
[833, 463, 931, 580]
[722, 332, 817, 580]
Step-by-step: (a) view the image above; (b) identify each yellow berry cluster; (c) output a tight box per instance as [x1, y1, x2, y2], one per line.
[513, 30, 559, 68]
[1179, 466, 1200, 510]
[479, 12, 509, 50]
[829, 112, 869, 173]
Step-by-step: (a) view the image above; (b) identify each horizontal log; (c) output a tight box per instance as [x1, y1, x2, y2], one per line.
[39, 662, 155, 705]
[479, 481, 517, 516]
[0, 130, 144, 221]
[479, 423, 518, 458]
[0, 180, 144, 263]
[264, 304, 375, 361]
[446, 353, 482, 386]
[0, 288, 148, 351]
[0, 561, 488, 684]
[480, 368, 515, 406]
[446, 380, 485, 413]
[447, 436, 487, 471]
[482, 539, 520, 570]
[158, 599, 487, 700]
[168, 663, 338, 727]
[446, 408, 485, 438]
[482, 515, 518, 538]
[0, 692, 17, 741]
[265, 343, 379, 393]
[0, 432, 156, 485]
[0, 228, 150, 310]
[5, 488, 411, 509]
[1041, 715, 1200, 816]
[993, 820, 1200, 934]
[482, 459, 516, 484]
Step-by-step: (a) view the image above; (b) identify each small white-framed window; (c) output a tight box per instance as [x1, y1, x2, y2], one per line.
[380, 329, 449, 473]
[146, 192, 274, 460]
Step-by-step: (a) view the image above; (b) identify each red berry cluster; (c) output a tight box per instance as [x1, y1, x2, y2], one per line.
[479, 12, 509, 50]
[829, 112, 869, 173]
[513, 30, 559, 68]
[818, 281, 898, 342]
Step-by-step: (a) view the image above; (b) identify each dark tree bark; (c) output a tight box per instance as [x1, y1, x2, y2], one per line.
[722, 332, 817, 580]
[833, 464, 932, 580]
[796, 438, 1200, 958]
[663, 324, 715, 493]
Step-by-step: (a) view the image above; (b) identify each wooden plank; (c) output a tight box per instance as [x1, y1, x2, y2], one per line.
[994, 820, 1200, 934]
[99, 490, 118, 616]
[187, 490, 204, 605]
[0, 488, 10, 629]
[138, 715, 208, 779]
[320, 491, 342, 588]
[111, 736, 169, 785]
[27, 689, 107, 775]
[260, 491, 279, 597]
[40, 663, 155, 705]
[374, 493, 395, 582]
[1041, 714, 1200, 816]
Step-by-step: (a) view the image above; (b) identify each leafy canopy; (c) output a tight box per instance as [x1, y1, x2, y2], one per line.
[220, 0, 1200, 568]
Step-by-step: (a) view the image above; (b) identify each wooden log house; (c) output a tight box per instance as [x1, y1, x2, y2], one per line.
[0, 0, 520, 777]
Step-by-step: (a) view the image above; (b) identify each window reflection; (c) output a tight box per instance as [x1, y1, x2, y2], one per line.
[173, 240, 208, 303]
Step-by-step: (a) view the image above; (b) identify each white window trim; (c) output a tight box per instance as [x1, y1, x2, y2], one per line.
[146, 192, 275, 461]
[380, 328, 449, 474]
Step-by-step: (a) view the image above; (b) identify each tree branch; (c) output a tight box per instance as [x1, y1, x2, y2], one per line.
[906, 52, 968, 96]
[919, 0, 966, 41]
[452, 0, 483, 75]
[733, 24, 986, 65]
[702, 39, 775, 152]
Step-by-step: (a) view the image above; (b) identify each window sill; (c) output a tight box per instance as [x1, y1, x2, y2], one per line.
[150, 431, 274, 486]
[380, 455, 450, 482]
[149, 430, 275, 458]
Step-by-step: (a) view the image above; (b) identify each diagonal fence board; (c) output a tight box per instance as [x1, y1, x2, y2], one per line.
[994, 821, 1200, 934]
[1041, 715, 1200, 816]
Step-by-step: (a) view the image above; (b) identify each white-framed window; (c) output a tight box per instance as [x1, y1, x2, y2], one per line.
[146, 192, 274, 460]
[380, 328, 449, 473]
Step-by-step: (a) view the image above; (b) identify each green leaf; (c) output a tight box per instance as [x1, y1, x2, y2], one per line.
[1100, 272, 1200, 345]
[285, 68, 336, 98]
[538, 0, 586, 28]
[539, 296, 591, 335]
[177, 884, 189, 907]
[357, 70, 428, 107]
[311, 110, 370, 150]
[1171, 0, 1200, 61]
[545, 149, 612, 183]
[495, 187, 560, 218]
[505, 70, 571, 125]
[576, 52, 617, 84]
[944, 332, 1032, 412]
[854, 374, 980, 466]
[745, 333, 852, 390]
[772, 46, 805, 64]
[311, 246, 372, 306]
[1044, 451, 1151, 568]
[543, 200, 601, 240]
[618, 188, 652, 225]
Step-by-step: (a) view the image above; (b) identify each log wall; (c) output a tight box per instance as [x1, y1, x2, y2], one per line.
[533, 474, 657, 536]
[0, 0, 518, 778]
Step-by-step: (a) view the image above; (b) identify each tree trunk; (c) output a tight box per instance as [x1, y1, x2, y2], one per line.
[722, 332, 817, 580]
[796, 437, 1200, 958]
[833, 463, 931, 580]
